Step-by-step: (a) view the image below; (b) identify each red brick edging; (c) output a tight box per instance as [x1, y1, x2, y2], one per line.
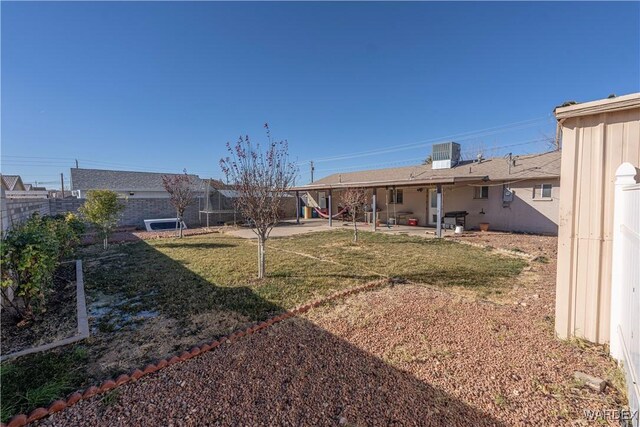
[3, 279, 388, 427]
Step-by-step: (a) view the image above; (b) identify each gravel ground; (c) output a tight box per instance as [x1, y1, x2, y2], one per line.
[37, 235, 625, 426]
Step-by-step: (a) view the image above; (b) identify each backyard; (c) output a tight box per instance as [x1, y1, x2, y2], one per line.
[1, 229, 626, 425]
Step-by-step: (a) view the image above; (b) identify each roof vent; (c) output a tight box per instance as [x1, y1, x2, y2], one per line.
[432, 142, 461, 170]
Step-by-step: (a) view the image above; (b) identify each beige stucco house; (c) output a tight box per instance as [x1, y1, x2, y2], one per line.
[293, 148, 561, 235]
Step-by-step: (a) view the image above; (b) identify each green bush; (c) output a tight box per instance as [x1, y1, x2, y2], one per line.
[64, 212, 86, 237]
[0, 213, 83, 321]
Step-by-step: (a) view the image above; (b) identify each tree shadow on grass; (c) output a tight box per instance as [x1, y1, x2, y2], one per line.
[151, 242, 238, 249]
[267, 271, 381, 281]
[2, 239, 508, 426]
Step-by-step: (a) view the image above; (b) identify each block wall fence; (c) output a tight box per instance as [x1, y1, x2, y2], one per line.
[1, 195, 298, 231]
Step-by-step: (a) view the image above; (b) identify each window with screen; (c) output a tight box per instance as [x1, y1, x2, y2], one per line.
[533, 184, 553, 199]
[389, 188, 403, 204]
[474, 186, 489, 199]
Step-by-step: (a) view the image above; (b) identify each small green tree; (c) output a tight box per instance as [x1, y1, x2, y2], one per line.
[78, 190, 124, 249]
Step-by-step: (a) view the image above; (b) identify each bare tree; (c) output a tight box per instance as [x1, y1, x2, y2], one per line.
[342, 187, 367, 243]
[162, 170, 195, 238]
[220, 124, 296, 279]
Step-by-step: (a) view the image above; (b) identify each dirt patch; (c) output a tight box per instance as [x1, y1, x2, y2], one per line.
[1, 263, 78, 355]
[82, 304, 251, 382]
[447, 231, 557, 259]
[81, 227, 221, 245]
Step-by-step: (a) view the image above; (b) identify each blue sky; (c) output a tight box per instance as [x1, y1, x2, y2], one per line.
[2, 2, 638, 187]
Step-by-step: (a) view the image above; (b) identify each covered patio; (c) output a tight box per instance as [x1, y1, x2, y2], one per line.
[291, 176, 487, 238]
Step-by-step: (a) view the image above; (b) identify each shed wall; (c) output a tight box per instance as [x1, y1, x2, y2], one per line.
[555, 107, 640, 344]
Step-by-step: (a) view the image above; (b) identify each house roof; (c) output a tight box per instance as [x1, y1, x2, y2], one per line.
[554, 92, 640, 119]
[1, 175, 25, 191]
[292, 150, 561, 190]
[70, 168, 204, 192]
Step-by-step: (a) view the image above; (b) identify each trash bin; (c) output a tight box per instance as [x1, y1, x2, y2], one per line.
[303, 206, 313, 219]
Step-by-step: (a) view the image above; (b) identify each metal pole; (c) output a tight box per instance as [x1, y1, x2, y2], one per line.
[60, 173, 65, 198]
[310, 161, 315, 183]
[436, 184, 443, 238]
[372, 190, 377, 232]
[295, 191, 300, 224]
[328, 189, 332, 227]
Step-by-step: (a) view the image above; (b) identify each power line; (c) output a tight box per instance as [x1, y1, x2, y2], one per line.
[297, 115, 552, 164]
[301, 137, 549, 176]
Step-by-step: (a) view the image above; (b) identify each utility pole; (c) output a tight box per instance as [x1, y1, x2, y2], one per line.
[60, 173, 65, 198]
[75, 159, 79, 168]
[310, 161, 315, 183]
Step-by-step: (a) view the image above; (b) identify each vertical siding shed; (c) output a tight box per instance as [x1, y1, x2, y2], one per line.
[555, 93, 640, 344]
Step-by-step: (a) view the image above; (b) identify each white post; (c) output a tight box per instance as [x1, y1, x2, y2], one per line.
[328, 189, 333, 227]
[436, 184, 443, 238]
[609, 162, 637, 361]
[372, 190, 377, 232]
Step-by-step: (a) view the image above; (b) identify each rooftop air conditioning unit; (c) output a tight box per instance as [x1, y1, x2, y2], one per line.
[432, 142, 461, 170]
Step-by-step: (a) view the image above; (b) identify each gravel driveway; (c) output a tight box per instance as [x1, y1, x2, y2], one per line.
[37, 235, 625, 426]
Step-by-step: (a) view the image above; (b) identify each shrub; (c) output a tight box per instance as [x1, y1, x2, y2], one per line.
[0, 213, 82, 321]
[1, 215, 59, 320]
[64, 212, 85, 237]
[43, 216, 79, 260]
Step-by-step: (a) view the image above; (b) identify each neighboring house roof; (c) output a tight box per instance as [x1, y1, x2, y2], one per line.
[70, 168, 204, 192]
[24, 184, 33, 191]
[294, 150, 561, 190]
[1, 175, 26, 191]
[217, 189, 241, 198]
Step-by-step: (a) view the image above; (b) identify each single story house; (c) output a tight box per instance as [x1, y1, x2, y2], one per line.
[70, 168, 205, 199]
[1, 175, 26, 192]
[293, 145, 561, 235]
[1, 175, 49, 199]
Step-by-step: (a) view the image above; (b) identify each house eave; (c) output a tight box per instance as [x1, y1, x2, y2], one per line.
[291, 176, 487, 191]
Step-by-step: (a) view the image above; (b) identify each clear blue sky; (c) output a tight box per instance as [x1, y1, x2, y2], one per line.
[2, 1, 638, 188]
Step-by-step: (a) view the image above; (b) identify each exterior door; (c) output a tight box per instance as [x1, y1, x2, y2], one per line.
[428, 189, 438, 226]
[318, 191, 327, 209]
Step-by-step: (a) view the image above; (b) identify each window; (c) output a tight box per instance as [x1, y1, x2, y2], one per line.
[533, 184, 553, 199]
[389, 188, 403, 204]
[318, 191, 327, 209]
[474, 186, 489, 199]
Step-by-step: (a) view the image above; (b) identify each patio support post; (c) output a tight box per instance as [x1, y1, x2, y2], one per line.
[436, 184, 443, 238]
[295, 190, 300, 225]
[372, 190, 377, 232]
[328, 189, 333, 227]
